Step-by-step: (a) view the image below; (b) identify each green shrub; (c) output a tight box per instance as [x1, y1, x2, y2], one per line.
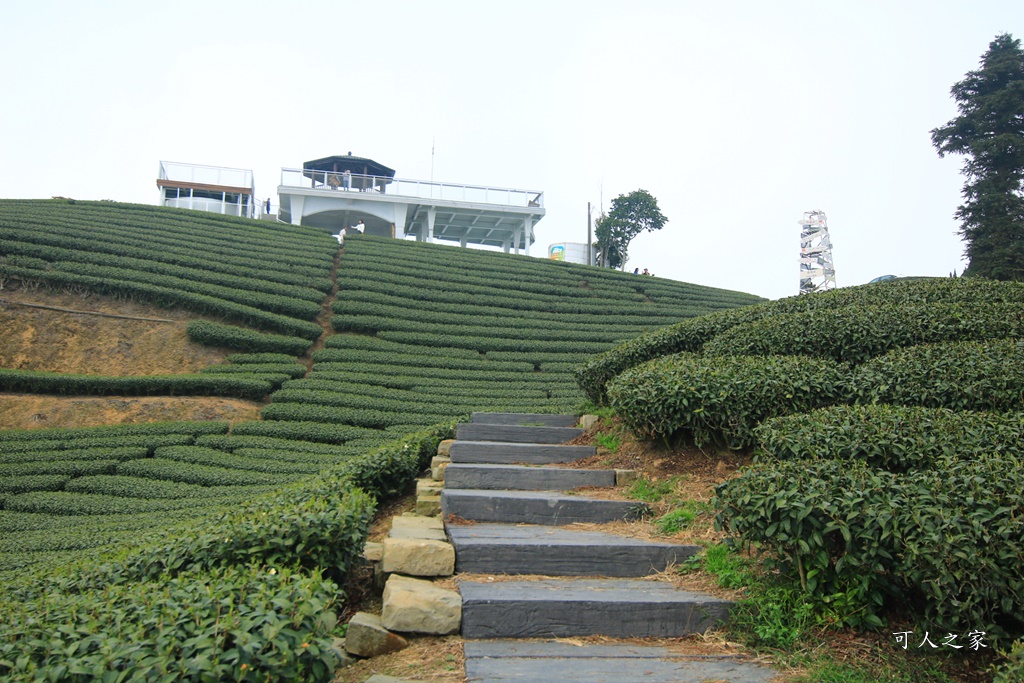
[0, 369, 276, 399]
[0, 563, 342, 682]
[188, 319, 313, 354]
[0, 475, 68, 495]
[715, 453, 1024, 634]
[230, 420, 381, 444]
[703, 303, 1024, 364]
[64, 475, 212, 499]
[608, 352, 850, 448]
[714, 459, 902, 628]
[0, 420, 228, 444]
[852, 338, 1024, 411]
[117, 458, 296, 487]
[576, 277, 1024, 405]
[755, 405, 1024, 472]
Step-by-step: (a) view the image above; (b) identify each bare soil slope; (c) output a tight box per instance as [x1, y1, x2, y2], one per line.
[0, 287, 262, 431]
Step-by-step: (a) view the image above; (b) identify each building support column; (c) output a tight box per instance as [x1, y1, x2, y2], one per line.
[522, 216, 533, 256]
[290, 195, 305, 226]
[502, 234, 512, 253]
[423, 207, 436, 243]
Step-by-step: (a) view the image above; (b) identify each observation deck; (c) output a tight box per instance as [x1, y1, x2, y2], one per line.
[277, 168, 545, 254]
[157, 161, 255, 218]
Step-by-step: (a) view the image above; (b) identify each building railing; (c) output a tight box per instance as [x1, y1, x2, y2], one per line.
[159, 161, 255, 192]
[279, 168, 544, 209]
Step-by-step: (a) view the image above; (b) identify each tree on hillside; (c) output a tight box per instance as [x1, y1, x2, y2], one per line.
[931, 33, 1024, 280]
[594, 189, 668, 270]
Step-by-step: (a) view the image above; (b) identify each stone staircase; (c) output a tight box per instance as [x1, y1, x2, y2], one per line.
[443, 412, 777, 683]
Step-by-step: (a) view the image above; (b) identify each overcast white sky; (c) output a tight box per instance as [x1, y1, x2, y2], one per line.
[2, 1, 1021, 300]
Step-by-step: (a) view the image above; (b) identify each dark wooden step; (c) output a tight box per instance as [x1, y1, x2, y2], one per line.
[463, 641, 778, 683]
[456, 423, 584, 444]
[444, 464, 615, 490]
[448, 523, 698, 576]
[449, 441, 595, 465]
[458, 579, 731, 639]
[442, 489, 643, 526]
[471, 412, 579, 428]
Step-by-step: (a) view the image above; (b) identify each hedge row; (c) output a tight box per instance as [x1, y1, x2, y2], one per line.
[270, 388, 556, 416]
[229, 420, 383, 445]
[332, 313, 630, 344]
[323, 332, 481, 358]
[0, 368, 279, 399]
[714, 454, 1024, 635]
[155, 445, 323, 474]
[64, 474, 216, 499]
[0, 264, 324, 339]
[332, 298, 665, 335]
[3, 489, 269, 516]
[0, 420, 228, 444]
[201, 363, 306, 379]
[280, 379, 549, 403]
[226, 352, 301, 365]
[1, 446, 149, 465]
[1, 209, 333, 279]
[607, 353, 850, 448]
[377, 330, 618, 354]
[311, 349, 531, 373]
[54, 260, 323, 319]
[0, 433, 195, 456]
[0, 562, 343, 682]
[187, 319, 312, 355]
[755, 405, 1024, 472]
[576, 277, 1024, 405]
[117, 458, 297, 487]
[0, 238, 327, 302]
[851, 338, 1024, 411]
[194, 434, 372, 456]
[260, 402, 449, 429]
[702, 302, 1024, 364]
[337, 288, 691, 327]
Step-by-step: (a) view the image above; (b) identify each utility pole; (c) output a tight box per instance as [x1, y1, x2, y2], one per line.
[587, 202, 593, 266]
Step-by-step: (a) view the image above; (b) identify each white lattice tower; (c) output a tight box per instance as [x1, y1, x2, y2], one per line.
[798, 210, 837, 294]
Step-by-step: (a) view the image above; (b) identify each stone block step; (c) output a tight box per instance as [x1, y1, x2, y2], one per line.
[442, 489, 643, 526]
[444, 463, 615, 490]
[448, 523, 698, 576]
[463, 641, 778, 683]
[471, 412, 579, 428]
[458, 579, 731, 639]
[456, 423, 584, 444]
[449, 441, 595, 465]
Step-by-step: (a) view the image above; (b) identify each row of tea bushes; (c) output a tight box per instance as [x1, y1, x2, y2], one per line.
[577, 277, 1024, 404]
[245, 234, 758, 450]
[0, 368, 286, 399]
[714, 452, 1024, 637]
[608, 338, 1024, 448]
[0, 199, 335, 338]
[0, 422, 456, 681]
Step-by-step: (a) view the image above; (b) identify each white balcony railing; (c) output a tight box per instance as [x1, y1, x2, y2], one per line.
[279, 168, 543, 209]
[159, 161, 254, 190]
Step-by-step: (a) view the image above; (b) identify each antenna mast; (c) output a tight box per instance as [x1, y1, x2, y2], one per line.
[798, 210, 837, 294]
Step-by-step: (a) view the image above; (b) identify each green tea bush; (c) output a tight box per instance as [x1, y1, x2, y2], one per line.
[851, 338, 1024, 411]
[64, 475, 211, 499]
[0, 434, 194, 456]
[226, 352, 300, 364]
[715, 453, 1024, 634]
[897, 453, 1024, 635]
[0, 369, 275, 399]
[703, 303, 1024, 364]
[230, 420, 381, 445]
[0, 563, 342, 682]
[117, 458, 295, 487]
[715, 458, 905, 628]
[155, 445, 323, 474]
[0, 446, 148, 465]
[188, 319, 313, 354]
[608, 352, 850, 448]
[0, 420, 228, 444]
[0, 474, 68, 495]
[755, 405, 1024, 472]
[576, 277, 1024, 405]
